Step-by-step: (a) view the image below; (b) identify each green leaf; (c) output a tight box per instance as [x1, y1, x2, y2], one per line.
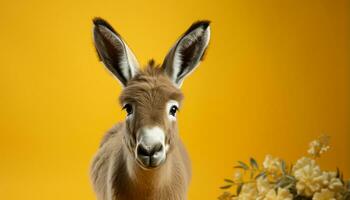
[336, 167, 340, 178]
[285, 175, 296, 181]
[281, 160, 287, 175]
[236, 183, 243, 195]
[250, 158, 259, 169]
[255, 172, 266, 180]
[275, 177, 293, 188]
[220, 184, 232, 189]
[238, 161, 249, 170]
[224, 179, 234, 183]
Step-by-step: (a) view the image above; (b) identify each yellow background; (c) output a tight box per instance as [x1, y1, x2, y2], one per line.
[0, 0, 349, 199]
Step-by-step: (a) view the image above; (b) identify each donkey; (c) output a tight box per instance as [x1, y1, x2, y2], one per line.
[90, 17, 210, 200]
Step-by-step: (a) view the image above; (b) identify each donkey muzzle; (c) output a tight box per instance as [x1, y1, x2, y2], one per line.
[135, 127, 166, 169]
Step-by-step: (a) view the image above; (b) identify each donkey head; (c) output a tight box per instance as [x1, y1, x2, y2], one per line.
[93, 18, 210, 169]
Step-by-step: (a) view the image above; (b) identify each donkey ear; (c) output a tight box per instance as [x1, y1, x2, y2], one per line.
[162, 20, 210, 87]
[93, 18, 139, 86]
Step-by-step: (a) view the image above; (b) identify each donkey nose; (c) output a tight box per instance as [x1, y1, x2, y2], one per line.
[136, 126, 166, 168]
[137, 143, 163, 157]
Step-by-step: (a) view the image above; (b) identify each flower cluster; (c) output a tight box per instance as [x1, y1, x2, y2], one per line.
[218, 135, 350, 200]
[307, 135, 330, 158]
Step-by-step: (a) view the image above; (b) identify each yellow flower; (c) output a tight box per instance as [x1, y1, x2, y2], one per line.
[263, 155, 282, 176]
[236, 183, 258, 200]
[263, 188, 293, 200]
[312, 189, 336, 200]
[323, 172, 343, 193]
[307, 135, 330, 157]
[292, 157, 326, 196]
[256, 177, 273, 196]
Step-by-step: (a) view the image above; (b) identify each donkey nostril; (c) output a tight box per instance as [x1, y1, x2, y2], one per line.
[151, 143, 163, 155]
[137, 145, 150, 156]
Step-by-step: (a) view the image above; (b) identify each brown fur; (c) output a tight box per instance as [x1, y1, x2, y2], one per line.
[90, 64, 191, 200]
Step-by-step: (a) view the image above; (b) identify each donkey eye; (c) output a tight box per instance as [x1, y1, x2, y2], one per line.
[169, 105, 178, 116]
[123, 104, 133, 115]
